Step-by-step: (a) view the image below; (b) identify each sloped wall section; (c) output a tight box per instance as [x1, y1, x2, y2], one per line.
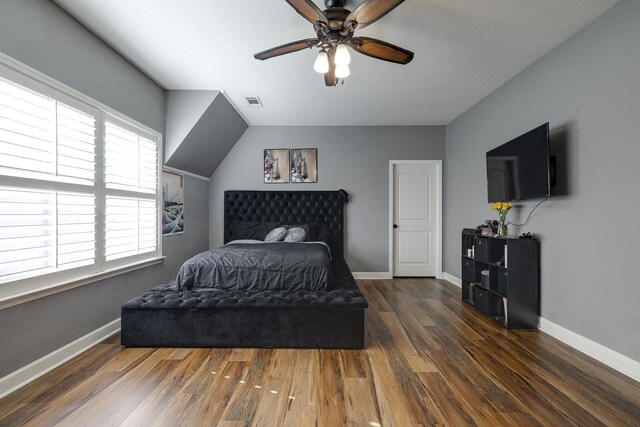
[165, 90, 219, 161]
[165, 91, 248, 177]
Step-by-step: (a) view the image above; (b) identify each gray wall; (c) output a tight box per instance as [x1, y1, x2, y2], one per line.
[444, 0, 639, 360]
[209, 126, 445, 272]
[0, 0, 165, 133]
[0, 0, 210, 377]
[165, 90, 219, 161]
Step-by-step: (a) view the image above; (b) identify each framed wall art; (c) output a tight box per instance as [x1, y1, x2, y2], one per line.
[264, 149, 290, 183]
[290, 148, 318, 183]
[162, 170, 184, 235]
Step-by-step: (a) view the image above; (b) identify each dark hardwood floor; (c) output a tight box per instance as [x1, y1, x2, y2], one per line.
[1, 278, 639, 426]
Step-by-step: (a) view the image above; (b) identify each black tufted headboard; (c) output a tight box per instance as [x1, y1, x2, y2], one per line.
[224, 190, 349, 259]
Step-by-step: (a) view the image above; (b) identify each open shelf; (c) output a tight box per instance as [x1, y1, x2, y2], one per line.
[460, 229, 539, 329]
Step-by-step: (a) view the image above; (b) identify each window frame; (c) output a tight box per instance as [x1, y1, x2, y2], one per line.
[0, 52, 163, 310]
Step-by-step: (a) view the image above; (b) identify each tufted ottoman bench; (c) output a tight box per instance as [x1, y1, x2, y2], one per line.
[121, 259, 367, 349]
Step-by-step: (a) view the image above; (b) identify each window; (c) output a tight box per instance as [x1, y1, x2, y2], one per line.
[0, 60, 161, 298]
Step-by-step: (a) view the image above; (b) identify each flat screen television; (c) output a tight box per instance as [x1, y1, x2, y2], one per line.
[486, 123, 551, 203]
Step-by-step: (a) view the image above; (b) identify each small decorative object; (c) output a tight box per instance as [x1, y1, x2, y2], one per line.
[290, 148, 318, 183]
[481, 227, 493, 236]
[162, 170, 184, 235]
[264, 149, 290, 183]
[481, 270, 490, 288]
[491, 202, 513, 237]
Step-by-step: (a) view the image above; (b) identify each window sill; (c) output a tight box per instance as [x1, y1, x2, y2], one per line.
[0, 257, 165, 311]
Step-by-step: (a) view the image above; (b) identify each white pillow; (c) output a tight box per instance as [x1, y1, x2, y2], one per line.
[284, 227, 306, 243]
[264, 227, 288, 242]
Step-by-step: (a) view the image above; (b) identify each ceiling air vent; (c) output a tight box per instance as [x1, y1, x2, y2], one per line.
[245, 96, 263, 107]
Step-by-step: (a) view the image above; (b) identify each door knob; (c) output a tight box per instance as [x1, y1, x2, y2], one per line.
[393, 224, 398, 229]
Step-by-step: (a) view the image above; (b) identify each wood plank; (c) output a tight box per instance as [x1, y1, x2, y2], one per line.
[344, 378, 382, 426]
[54, 355, 178, 426]
[244, 349, 300, 426]
[276, 349, 320, 426]
[367, 354, 419, 426]
[340, 349, 370, 378]
[315, 350, 348, 425]
[187, 361, 247, 426]
[119, 349, 213, 427]
[217, 349, 273, 424]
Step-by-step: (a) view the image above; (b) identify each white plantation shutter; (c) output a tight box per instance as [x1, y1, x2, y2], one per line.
[0, 78, 97, 185]
[0, 188, 95, 284]
[57, 192, 96, 269]
[105, 197, 157, 261]
[0, 188, 55, 282]
[0, 78, 56, 178]
[103, 119, 158, 263]
[0, 62, 160, 295]
[105, 121, 157, 194]
[57, 104, 96, 184]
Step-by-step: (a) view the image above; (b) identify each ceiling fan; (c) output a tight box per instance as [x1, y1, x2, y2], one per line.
[254, 0, 414, 86]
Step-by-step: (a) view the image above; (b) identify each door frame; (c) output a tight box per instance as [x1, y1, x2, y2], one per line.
[388, 160, 443, 279]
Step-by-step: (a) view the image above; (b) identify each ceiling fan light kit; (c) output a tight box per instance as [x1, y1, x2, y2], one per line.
[254, 0, 414, 87]
[313, 50, 330, 73]
[335, 44, 351, 65]
[335, 63, 351, 78]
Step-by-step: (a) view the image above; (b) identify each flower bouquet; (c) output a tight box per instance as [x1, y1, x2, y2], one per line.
[491, 202, 513, 237]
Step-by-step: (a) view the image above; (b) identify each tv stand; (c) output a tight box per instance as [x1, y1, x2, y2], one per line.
[461, 229, 539, 329]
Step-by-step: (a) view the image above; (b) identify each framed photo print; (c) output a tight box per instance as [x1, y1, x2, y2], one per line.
[290, 148, 318, 183]
[264, 149, 290, 183]
[162, 170, 184, 235]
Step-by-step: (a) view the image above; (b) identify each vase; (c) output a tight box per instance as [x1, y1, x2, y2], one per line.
[498, 220, 508, 237]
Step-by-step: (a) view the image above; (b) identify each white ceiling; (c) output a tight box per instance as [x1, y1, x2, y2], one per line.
[54, 0, 618, 126]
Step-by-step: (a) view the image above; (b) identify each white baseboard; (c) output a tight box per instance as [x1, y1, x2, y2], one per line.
[539, 317, 640, 383]
[443, 272, 639, 383]
[443, 272, 462, 287]
[0, 318, 121, 399]
[352, 272, 392, 280]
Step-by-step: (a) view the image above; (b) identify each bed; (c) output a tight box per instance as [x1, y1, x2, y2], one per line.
[120, 190, 368, 349]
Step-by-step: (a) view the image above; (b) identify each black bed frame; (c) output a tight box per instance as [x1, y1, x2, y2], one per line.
[121, 190, 367, 349]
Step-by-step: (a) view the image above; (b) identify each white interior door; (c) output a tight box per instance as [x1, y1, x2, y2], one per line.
[393, 163, 438, 277]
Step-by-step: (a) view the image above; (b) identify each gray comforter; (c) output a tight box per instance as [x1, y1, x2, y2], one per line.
[176, 242, 332, 291]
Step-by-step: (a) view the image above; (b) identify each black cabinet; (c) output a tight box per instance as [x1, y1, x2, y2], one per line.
[461, 229, 539, 329]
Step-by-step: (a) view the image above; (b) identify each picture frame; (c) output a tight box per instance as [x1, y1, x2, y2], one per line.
[162, 170, 184, 235]
[264, 149, 290, 183]
[290, 148, 318, 183]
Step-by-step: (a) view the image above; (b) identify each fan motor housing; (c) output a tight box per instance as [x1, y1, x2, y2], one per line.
[325, 0, 347, 8]
[324, 8, 350, 30]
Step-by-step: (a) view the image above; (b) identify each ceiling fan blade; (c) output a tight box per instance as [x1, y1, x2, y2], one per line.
[350, 37, 414, 64]
[254, 39, 319, 61]
[324, 58, 337, 86]
[344, 0, 405, 30]
[285, 0, 329, 27]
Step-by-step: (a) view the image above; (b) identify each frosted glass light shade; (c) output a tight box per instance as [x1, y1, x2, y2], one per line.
[313, 51, 329, 73]
[335, 44, 351, 66]
[335, 64, 350, 78]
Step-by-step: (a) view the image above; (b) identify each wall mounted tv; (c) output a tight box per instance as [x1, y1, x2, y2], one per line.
[486, 123, 551, 203]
